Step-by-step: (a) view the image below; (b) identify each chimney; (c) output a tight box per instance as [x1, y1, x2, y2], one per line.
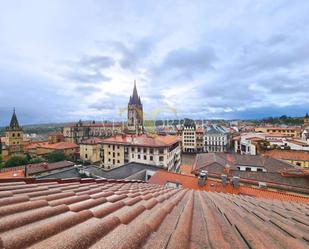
[231, 176, 240, 188]
[221, 174, 228, 185]
[198, 170, 208, 186]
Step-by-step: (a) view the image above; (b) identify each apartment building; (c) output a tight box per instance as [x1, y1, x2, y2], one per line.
[181, 119, 196, 153]
[100, 134, 181, 171]
[255, 126, 301, 138]
[204, 125, 230, 152]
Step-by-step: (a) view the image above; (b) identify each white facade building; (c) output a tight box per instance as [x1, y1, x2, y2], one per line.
[204, 125, 230, 152]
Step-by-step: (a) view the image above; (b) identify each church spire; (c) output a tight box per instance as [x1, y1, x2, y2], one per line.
[129, 80, 141, 105]
[9, 108, 20, 130]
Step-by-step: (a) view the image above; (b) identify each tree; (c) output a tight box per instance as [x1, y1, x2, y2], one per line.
[5, 156, 29, 167]
[46, 151, 66, 163]
[29, 157, 46, 164]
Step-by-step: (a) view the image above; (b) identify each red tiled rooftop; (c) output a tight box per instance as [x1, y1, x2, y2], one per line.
[180, 164, 193, 175]
[149, 170, 309, 203]
[0, 170, 25, 178]
[101, 134, 180, 147]
[263, 150, 309, 161]
[39, 142, 79, 150]
[0, 178, 308, 249]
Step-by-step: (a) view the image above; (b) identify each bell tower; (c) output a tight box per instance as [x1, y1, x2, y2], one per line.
[5, 108, 24, 156]
[127, 81, 144, 134]
[304, 113, 309, 127]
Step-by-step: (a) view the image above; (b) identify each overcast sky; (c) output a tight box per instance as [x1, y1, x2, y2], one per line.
[0, 0, 309, 125]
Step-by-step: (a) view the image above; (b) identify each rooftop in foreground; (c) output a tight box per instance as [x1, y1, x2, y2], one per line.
[0, 178, 308, 249]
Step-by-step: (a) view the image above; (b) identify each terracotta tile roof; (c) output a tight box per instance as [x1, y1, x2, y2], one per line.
[193, 153, 309, 191]
[0, 178, 308, 249]
[101, 134, 180, 147]
[149, 170, 309, 203]
[0, 170, 25, 178]
[180, 164, 193, 175]
[0, 161, 76, 176]
[25, 161, 75, 175]
[263, 150, 309, 161]
[24, 141, 49, 150]
[39, 142, 79, 150]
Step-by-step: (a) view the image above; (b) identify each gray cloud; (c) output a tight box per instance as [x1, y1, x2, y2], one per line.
[155, 46, 217, 78]
[103, 37, 155, 71]
[1, 0, 309, 124]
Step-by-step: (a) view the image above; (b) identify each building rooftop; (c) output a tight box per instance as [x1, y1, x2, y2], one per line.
[0, 178, 308, 249]
[0, 170, 25, 178]
[101, 134, 180, 147]
[263, 150, 309, 161]
[150, 170, 309, 203]
[193, 153, 309, 192]
[38, 162, 162, 181]
[38, 142, 79, 150]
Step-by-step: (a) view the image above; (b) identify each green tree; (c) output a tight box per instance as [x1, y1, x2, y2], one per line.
[5, 156, 29, 167]
[29, 157, 46, 164]
[46, 151, 66, 163]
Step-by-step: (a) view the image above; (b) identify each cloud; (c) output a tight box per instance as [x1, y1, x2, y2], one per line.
[156, 46, 217, 78]
[1, 0, 309, 124]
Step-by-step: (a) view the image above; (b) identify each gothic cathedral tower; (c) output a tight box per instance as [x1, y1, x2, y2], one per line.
[127, 81, 144, 134]
[5, 108, 24, 157]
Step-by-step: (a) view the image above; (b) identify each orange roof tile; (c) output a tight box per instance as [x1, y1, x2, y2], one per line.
[39, 142, 79, 150]
[101, 134, 180, 147]
[0, 170, 25, 178]
[0, 178, 308, 248]
[263, 150, 309, 161]
[180, 164, 193, 175]
[149, 170, 309, 203]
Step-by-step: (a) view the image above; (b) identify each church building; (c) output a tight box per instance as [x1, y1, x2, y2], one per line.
[1, 109, 24, 161]
[127, 81, 144, 134]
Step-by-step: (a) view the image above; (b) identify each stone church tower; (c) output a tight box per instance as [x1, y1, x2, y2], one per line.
[4, 108, 24, 157]
[127, 81, 144, 134]
[304, 113, 309, 127]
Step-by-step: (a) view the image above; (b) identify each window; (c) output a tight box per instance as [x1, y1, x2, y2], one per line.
[257, 168, 263, 172]
[159, 148, 164, 154]
[144, 155, 147, 160]
[113, 152, 115, 157]
[138, 148, 141, 152]
[113, 159, 115, 164]
[12, 133, 15, 137]
[17, 133, 20, 137]
[150, 156, 153, 161]
[117, 153, 120, 156]
[85, 154, 88, 159]
[245, 167, 251, 172]
[143, 148, 147, 153]
[138, 155, 140, 159]
[117, 160, 120, 163]
[108, 151, 111, 155]
[159, 156, 164, 161]
[108, 145, 110, 148]
[132, 154, 134, 158]
[150, 148, 153, 154]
